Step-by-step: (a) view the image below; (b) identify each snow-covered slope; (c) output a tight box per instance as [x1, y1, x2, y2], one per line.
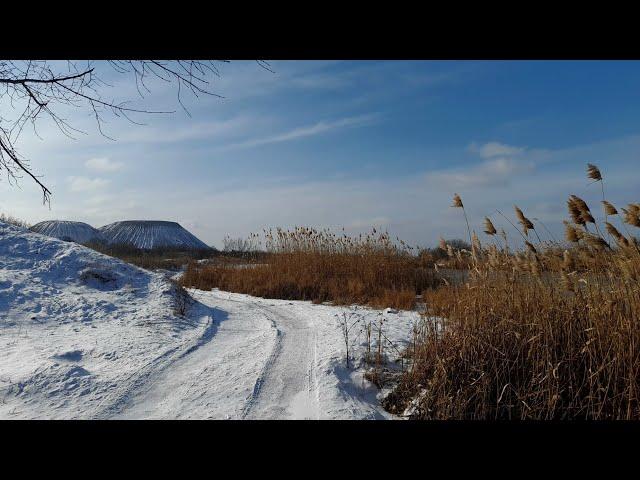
[99, 220, 210, 250]
[30, 220, 105, 244]
[1, 220, 424, 419]
[0, 221, 212, 419]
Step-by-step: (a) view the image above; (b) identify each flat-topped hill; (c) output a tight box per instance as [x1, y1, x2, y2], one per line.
[99, 220, 210, 250]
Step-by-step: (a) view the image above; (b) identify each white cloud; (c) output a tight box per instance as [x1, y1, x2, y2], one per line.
[68, 176, 110, 192]
[427, 156, 534, 189]
[430, 141, 531, 189]
[470, 141, 525, 159]
[85, 157, 124, 172]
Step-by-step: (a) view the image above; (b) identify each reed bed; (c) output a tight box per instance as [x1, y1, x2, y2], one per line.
[385, 164, 640, 419]
[180, 227, 439, 309]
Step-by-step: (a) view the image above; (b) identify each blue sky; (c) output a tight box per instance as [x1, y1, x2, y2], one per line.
[2, 60, 640, 248]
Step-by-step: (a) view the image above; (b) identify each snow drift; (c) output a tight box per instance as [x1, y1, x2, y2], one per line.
[99, 220, 210, 250]
[30, 220, 105, 244]
[0, 221, 212, 419]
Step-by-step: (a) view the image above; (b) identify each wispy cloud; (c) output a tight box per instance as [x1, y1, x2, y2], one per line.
[117, 115, 265, 145]
[218, 114, 380, 151]
[85, 157, 124, 172]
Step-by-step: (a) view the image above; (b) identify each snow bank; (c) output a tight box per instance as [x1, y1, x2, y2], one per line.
[0, 221, 212, 419]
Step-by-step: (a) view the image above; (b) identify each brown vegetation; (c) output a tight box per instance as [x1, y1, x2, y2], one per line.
[180, 227, 440, 310]
[85, 242, 216, 270]
[384, 165, 640, 419]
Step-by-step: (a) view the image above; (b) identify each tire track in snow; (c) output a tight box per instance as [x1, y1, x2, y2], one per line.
[240, 310, 282, 419]
[117, 290, 277, 419]
[241, 303, 320, 420]
[95, 305, 215, 418]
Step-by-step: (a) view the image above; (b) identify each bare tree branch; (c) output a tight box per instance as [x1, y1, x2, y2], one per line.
[0, 60, 241, 204]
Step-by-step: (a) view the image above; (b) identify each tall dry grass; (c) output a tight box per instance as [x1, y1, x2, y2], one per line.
[385, 165, 640, 419]
[180, 227, 439, 309]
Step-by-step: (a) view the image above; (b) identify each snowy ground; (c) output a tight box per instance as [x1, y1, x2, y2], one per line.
[1, 221, 422, 419]
[119, 289, 421, 420]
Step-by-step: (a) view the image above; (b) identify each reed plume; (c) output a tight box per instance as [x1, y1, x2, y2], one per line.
[605, 222, 629, 248]
[483, 217, 497, 236]
[567, 197, 586, 227]
[622, 207, 640, 228]
[514, 206, 534, 234]
[452, 193, 473, 249]
[587, 163, 602, 181]
[602, 200, 618, 216]
[570, 195, 595, 224]
[514, 205, 542, 243]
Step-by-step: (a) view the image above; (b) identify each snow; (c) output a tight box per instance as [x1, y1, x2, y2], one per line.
[99, 220, 210, 250]
[118, 289, 422, 420]
[0, 221, 212, 419]
[1, 221, 423, 419]
[30, 220, 105, 244]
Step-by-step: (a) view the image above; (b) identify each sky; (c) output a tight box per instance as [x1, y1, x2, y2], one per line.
[1, 60, 640, 249]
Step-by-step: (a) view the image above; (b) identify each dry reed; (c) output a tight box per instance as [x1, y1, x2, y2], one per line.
[180, 227, 439, 310]
[385, 164, 640, 419]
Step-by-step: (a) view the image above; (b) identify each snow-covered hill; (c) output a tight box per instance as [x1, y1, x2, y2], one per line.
[0, 221, 213, 419]
[99, 220, 210, 250]
[30, 220, 105, 244]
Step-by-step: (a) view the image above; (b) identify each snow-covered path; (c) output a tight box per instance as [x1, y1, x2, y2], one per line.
[115, 289, 421, 420]
[116, 291, 276, 419]
[240, 302, 319, 420]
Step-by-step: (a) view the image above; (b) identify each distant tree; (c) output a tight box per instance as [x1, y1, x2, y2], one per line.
[423, 238, 472, 261]
[0, 60, 272, 204]
[446, 238, 472, 251]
